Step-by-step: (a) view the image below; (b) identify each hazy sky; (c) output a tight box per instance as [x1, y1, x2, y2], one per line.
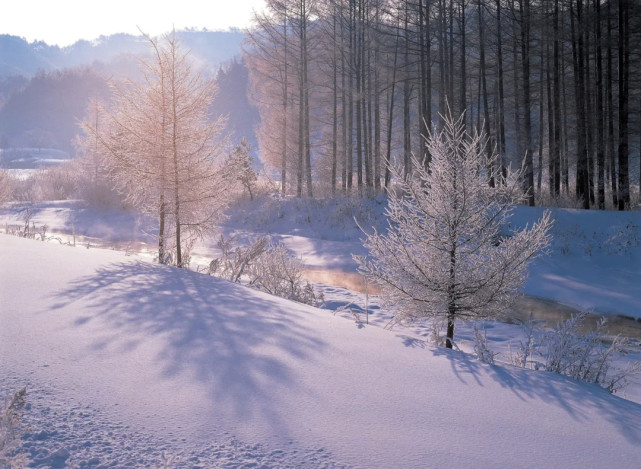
[1, 0, 266, 47]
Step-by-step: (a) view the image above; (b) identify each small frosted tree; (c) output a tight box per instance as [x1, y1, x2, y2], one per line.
[226, 139, 258, 200]
[356, 115, 552, 349]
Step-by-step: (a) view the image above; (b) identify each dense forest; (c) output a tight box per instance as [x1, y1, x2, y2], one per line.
[245, 0, 641, 209]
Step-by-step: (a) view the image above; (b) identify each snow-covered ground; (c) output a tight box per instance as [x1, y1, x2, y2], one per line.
[2, 234, 641, 468]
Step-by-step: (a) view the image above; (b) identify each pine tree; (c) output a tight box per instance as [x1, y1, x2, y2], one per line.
[356, 114, 552, 349]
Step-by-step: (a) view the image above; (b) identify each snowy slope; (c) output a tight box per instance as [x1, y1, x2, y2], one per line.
[2, 235, 641, 467]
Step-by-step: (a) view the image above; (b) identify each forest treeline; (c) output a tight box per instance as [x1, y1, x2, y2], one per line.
[245, 0, 641, 209]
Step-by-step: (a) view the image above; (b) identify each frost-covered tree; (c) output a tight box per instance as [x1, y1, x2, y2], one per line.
[87, 32, 229, 267]
[226, 139, 258, 200]
[356, 115, 553, 348]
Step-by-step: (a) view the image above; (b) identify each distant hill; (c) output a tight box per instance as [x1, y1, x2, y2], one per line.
[0, 30, 245, 78]
[0, 31, 257, 158]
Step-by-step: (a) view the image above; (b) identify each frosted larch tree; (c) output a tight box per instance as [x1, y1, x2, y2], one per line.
[87, 32, 228, 266]
[356, 114, 552, 349]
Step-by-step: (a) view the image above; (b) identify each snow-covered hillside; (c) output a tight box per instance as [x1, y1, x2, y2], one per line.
[1, 235, 641, 467]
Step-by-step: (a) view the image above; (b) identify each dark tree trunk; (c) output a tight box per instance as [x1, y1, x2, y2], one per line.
[519, 0, 535, 206]
[594, 0, 605, 209]
[571, 0, 590, 209]
[496, 0, 507, 182]
[617, 0, 630, 210]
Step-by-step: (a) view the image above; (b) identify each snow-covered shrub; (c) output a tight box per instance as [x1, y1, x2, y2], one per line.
[0, 387, 29, 468]
[208, 234, 269, 282]
[247, 241, 323, 307]
[473, 324, 496, 364]
[207, 235, 323, 307]
[429, 321, 447, 347]
[542, 312, 641, 393]
[509, 316, 543, 369]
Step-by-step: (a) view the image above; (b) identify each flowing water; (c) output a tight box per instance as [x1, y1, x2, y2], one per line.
[304, 267, 641, 340]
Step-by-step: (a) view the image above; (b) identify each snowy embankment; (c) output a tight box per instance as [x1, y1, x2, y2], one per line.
[225, 198, 641, 319]
[2, 199, 641, 320]
[2, 235, 641, 467]
[510, 206, 641, 318]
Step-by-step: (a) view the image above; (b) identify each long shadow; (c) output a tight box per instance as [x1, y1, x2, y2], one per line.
[432, 346, 641, 445]
[50, 261, 326, 437]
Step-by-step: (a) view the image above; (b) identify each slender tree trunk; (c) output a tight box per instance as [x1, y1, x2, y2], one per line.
[282, 11, 288, 195]
[584, 2, 595, 206]
[552, 0, 561, 195]
[561, 20, 570, 193]
[571, 0, 590, 208]
[446, 246, 457, 349]
[347, 1, 354, 190]
[302, 0, 312, 197]
[478, 0, 493, 187]
[617, 0, 630, 210]
[606, 0, 617, 207]
[496, 0, 507, 181]
[385, 25, 400, 190]
[519, 0, 535, 206]
[594, 0, 605, 209]
[546, 39, 555, 198]
[332, 11, 338, 195]
[459, 0, 467, 134]
[374, 2, 381, 190]
[537, 55, 544, 196]
[403, 5, 411, 179]
[511, 0, 523, 170]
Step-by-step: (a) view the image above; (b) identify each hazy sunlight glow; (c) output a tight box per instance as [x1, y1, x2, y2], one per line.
[2, 0, 266, 47]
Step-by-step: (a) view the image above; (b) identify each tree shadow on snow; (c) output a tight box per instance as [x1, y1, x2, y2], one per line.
[49, 261, 326, 437]
[432, 346, 641, 446]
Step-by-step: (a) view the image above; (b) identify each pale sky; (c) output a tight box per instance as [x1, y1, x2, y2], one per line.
[1, 0, 266, 47]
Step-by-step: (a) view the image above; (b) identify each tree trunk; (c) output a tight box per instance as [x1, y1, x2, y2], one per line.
[496, 0, 507, 182]
[617, 0, 630, 210]
[606, 0, 617, 207]
[594, 0, 605, 209]
[519, 0, 535, 206]
[571, 0, 590, 209]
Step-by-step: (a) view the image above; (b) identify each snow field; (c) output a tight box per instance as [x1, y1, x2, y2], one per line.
[2, 235, 641, 467]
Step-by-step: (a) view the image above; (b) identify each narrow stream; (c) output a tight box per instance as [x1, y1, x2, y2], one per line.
[304, 267, 641, 340]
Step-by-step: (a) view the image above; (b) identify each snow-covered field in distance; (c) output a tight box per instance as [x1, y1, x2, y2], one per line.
[0, 148, 72, 169]
[2, 234, 641, 468]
